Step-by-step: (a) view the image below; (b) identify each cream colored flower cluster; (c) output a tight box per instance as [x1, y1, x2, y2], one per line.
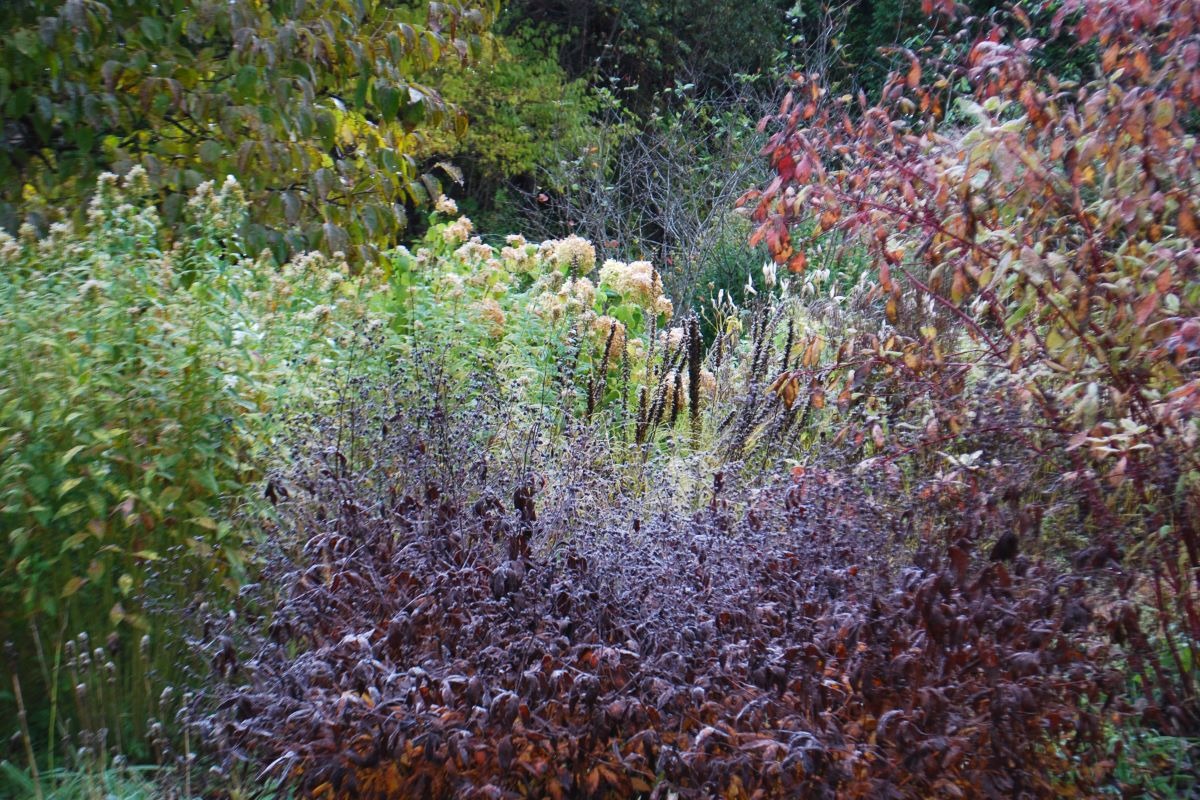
[477, 298, 505, 336]
[551, 234, 596, 273]
[566, 277, 595, 313]
[435, 271, 466, 299]
[297, 304, 335, 323]
[591, 315, 627, 360]
[282, 250, 331, 280]
[442, 216, 474, 245]
[185, 175, 245, 239]
[500, 234, 540, 274]
[435, 195, 459, 215]
[531, 275, 596, 322]
[658, 327, 686, 352]
[454, 236, 495, 264]
[466, 258, 509, 292]
[0, 230, 20, 261]
[598, 258, 672, 319]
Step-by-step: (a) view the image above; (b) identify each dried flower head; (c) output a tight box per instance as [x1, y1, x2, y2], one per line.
[598, 258, 666, 308]
[565, 277, 596, 314]
[654, 295, 674, 320]
[591, 315, 627, 360]
[454, 237, 495, 263]
[0, 230, 20, 261]
[658, 327, 686, 352]
[553, 235, 596, 273]
[478, 298, 506, 336]
[501, 243, 538, 273]
[442, 216, 474, 245]
[436, 272, 466, 300]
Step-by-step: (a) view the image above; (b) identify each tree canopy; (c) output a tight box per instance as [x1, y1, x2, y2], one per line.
[0, 0, 496, 261]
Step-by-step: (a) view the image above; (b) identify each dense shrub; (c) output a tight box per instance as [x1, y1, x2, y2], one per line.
[199, 362, 1116, 798]
[0, 170, 388, 742]
[414, 26, 597, 222]
[498, 0, 793, 109]
[0, 0, 495, 261]
[746, 0, 1200, 733]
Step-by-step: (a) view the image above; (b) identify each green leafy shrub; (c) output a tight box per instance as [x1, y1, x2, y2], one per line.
[0, 0, 496, 262]
[384, 210, 736, 446]
[414, 26, 596, 221]
[0, 169, 388, 742]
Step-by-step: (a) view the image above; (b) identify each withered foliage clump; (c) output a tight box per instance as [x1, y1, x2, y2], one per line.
[199, 371, 1118, 799]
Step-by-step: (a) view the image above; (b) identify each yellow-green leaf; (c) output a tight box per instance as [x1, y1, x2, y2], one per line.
[61, 576, 88, 598]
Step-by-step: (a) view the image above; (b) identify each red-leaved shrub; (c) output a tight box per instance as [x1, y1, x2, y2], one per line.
[199, 373, 1115, 798]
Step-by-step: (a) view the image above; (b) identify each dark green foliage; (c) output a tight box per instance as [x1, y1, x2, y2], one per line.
[0, 0, 495, 261]
[500, 0, 794, 108]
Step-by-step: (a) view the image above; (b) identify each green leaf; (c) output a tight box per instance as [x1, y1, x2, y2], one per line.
[313, 168, 334, 200]
[60, 532, 92, 552]
[234, 66, 258, 99]
[198, 140, 223, 165]
[139, 17, 165, 44]
[377, 83, 401, 121]
[160, 485, 183, 507]
[315, 109, 337, 145]
[61, 444, 87, 465]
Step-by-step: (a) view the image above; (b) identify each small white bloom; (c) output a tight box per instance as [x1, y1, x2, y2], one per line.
[762, 261, 777, 288]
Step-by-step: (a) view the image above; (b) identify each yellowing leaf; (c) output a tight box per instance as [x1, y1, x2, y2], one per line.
[60, 445, 86, 466]
[61, 576, 88, 598]
[1153, 99, 1175, 129]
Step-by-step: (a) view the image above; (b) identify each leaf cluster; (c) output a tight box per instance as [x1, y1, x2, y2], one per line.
[0, 170, 390, 743]
[200, 364, 1117, 798]
[747, 0, 1200, 734]
[0, 0, 496, 262]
